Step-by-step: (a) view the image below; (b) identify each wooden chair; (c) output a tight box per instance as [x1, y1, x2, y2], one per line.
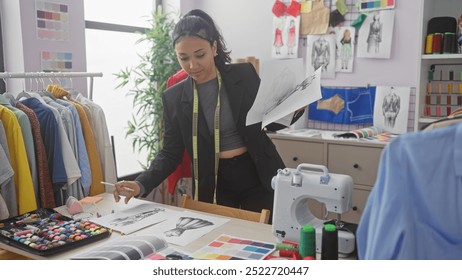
[179, 194, 270, 224]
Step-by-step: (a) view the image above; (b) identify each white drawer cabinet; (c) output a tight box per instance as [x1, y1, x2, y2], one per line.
[271, 138, 324, 168]
[327, 144, 383, 187]
[269, 133, 385, 224]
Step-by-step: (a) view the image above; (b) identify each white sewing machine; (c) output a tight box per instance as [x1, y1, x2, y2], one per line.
[271, 163, 356, 255]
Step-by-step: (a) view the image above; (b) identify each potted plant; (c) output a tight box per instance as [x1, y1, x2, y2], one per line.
[115, 6, 180, 169]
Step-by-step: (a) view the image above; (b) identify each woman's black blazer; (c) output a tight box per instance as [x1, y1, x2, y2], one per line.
[136, 63, 286, 202]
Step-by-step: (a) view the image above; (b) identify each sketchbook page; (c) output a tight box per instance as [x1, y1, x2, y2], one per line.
[246, 59, 304, 127]
[334, 126, 383, 139]
[191, 234, 275, 260]
[145, 246, 193, 260]
[359, 132, 399, 143]
[261, 67, 322, 129]
[71, 235, 167, 260]
[89, 202, 180, 235]
[140, 210, 230, 247]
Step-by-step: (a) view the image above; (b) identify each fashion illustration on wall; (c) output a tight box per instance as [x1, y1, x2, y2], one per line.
[307, 34, 336, 79]
[357, 10, 395, 59]
[334, 27, 356, 73]
[373, 86, 410, 134]
[271, 0, 301, 59]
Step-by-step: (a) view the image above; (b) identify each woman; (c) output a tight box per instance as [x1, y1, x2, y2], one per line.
[113, 9, 301, 213]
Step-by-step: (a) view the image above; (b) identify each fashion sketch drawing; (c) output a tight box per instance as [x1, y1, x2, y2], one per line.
[335, 27, 356, 73]
[307, 34, 336, 79]
[357, 10, 395, 59]
[91, 202, 177, 235]
[367, 13, 382, 54]
[164, 217, 214, 237]
[272, 15, 299, 59]
[110, 208, 165, 227]
[382, 87, 400, 128]
[373, 86, 410, 134]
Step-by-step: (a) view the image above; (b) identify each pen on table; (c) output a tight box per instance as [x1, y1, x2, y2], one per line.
[100, 181, 135, 192]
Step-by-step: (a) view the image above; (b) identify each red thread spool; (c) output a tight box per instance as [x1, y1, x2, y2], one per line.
[279, 249, 295, 258]
[432, 33, 443, 54]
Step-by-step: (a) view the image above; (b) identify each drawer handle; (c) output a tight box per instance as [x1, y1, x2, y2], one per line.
[352, 206, 358, 211]
[292, 157, 298, 161]
[353, 163, 359, 169]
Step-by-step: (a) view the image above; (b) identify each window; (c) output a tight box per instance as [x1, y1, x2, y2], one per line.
[0, 13, 5, 93]
[84, 1, 153, 178]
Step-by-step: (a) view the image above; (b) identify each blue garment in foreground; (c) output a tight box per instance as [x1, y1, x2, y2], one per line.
[308, 86, 375, 124]
[357, 123, 462, 259]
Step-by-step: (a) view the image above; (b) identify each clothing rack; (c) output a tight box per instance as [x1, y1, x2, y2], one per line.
[0, 71, 103, 100]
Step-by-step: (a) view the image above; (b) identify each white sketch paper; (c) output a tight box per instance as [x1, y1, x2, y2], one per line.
[357, 10, 395, 59]
[91, 203, 178, 235]
[141, 211, 230, 247]
[334, 27, 356, 73]
[373, 86, 410, 134]
[272, 15, 300, 59]
[306, 34, 336, 79]
[246, 59, 322, 129]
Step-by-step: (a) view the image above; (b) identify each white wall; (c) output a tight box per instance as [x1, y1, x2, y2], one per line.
[1, 0, 88, 96]
[0, 0, 25, 93]
[177, 0, 275, 62]
[175, 0, 421, 88]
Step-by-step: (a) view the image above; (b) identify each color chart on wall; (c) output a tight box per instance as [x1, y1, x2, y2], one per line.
[41, 51, 73, 72]
[35, 0, 69, 41]
[191, 234, 275, 260]
[359, 0, 395, 12]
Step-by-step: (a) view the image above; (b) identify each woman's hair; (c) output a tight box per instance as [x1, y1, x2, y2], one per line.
[172, 9, 231, 70]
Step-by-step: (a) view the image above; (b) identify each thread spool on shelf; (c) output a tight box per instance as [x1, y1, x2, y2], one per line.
[432, 33, 443, 54]
[425, 34, 433, 54]
[443, 32, 457, 54]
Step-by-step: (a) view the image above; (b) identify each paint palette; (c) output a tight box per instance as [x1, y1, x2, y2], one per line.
[191, 234, 275, 260]
[0, 208, 111, 256]
[359, 0, 395, 12]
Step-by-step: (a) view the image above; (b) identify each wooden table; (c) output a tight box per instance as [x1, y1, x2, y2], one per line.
[0, 193, 276, 260]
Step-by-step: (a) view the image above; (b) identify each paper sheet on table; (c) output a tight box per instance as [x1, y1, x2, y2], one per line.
[90, 202, 180, 235]
[246, 60, 322, 129]
[140, 210, 230, 247]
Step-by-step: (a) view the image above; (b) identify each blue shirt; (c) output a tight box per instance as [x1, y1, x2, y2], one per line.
[357, 123, 462, 259]
[55, 99, 92, 196]
[20, 98, 67, 185]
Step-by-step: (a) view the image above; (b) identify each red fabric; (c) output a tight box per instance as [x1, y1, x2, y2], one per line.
[166, 69, 191, 195]
[286, 0, 301, 17]
[272, 0, 286, 17]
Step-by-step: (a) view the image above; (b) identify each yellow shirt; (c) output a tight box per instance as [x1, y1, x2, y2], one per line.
[0, 105, 37, 214]
[69, 101, 104, 195]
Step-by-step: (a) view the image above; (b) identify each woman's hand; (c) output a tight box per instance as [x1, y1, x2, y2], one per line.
[113, 181, 141, 204]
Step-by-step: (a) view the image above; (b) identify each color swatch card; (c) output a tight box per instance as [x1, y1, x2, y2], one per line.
[359, 0, 395, 12]
[191, 234, 275, 260]
[35, 0, 70, 41]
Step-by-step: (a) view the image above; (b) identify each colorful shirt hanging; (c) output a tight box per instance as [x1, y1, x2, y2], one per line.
[308, 86, 376, 124]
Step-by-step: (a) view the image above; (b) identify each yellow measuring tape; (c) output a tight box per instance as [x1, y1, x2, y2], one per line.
[192, 70, 221, 202]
